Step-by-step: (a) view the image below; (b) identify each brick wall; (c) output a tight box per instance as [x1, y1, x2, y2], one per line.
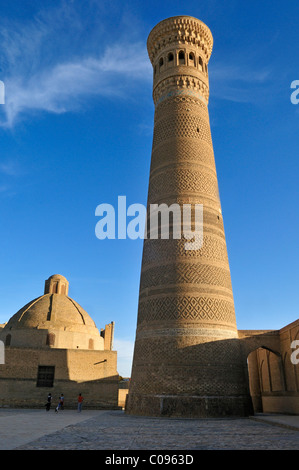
[0, 347, 119, 409]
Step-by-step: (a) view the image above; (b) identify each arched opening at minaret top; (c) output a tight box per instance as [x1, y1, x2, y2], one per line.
[168, 52, 174, 62]
[178, 50, 185, 65]
[189, 52, 195, 65]
[198, 56, 203, 71]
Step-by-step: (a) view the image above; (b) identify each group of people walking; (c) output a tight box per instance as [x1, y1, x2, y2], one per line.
[45, 393, 84, 412]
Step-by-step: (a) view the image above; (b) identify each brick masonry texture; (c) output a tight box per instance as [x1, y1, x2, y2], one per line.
[126, 16, 252, 417]
[126, 16, 299, 418]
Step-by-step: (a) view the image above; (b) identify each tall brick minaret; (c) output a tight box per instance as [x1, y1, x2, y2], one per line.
[126, 16, 252, 417]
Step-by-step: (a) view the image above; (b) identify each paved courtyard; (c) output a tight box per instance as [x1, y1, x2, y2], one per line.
[0, 409, 298, 450]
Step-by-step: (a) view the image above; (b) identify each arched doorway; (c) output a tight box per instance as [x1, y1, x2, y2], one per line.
[247, 347, 285, 413]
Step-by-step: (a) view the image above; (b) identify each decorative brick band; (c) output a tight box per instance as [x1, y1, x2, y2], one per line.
[154, 85, 209, 107]
[136, 327, 238, 340]
[137, 295, 236, 325]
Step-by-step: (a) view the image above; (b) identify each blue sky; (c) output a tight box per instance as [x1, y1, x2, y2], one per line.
[0, 0, 298, 377]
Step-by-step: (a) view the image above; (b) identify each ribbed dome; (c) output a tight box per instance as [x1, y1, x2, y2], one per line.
[48, 274, 67, 281]
[6, 294, 97, 330]
[1, 275, 104, 350]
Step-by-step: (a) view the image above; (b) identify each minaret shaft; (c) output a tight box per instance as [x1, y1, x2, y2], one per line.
[126, 16, 252, 417]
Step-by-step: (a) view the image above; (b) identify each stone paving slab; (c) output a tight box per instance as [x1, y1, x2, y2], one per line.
[250, 413, 299, 432]
[0, 409, 101, 450]
[0, 409, 296, 450]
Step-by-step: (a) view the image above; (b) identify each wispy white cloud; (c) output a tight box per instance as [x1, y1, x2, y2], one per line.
[209, 61, 272, 103]
[0, 160, 23, 196]
[0, 160, 22, 177]
[212, 66, 271, 84]
[0, 3, 151, 128]
[0, 1, 275, 127]
[1, 44, 151, 127]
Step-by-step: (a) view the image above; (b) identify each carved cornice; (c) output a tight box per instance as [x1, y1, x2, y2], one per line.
[153, 76, 209, 106]
[147, 16, 213, 65]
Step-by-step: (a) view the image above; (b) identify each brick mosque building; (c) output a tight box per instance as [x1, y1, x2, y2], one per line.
[0, 16, 298, 417]
[0, 274, 119, 409]
[126, 16, 299, 418]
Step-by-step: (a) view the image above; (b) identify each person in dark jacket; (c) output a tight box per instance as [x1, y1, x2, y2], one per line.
[45, 393, 52, 411]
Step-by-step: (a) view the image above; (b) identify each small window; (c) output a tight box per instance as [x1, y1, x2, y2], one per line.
[159, 57, 164, 67]
[37, 366, 55, 388]
[46, 333, 55, 347]
[179, 51, 185, 64]
[198, 56, 203, 71]
[51, 282, 58, 294]
[189, 52, 195, 63]
[168, 52, 174, 62]
[5, 334, 11, 347]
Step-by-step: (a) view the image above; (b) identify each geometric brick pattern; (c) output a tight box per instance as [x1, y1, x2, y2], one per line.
[126, 16, 251, 417]
[148, 167, 219, 201]
[137, 295, 236, 325]
[140, 263, 233, 291]
[142, 236, 229, 265]
[151, 138, 216, 171]
[153, 112, 213, 148]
